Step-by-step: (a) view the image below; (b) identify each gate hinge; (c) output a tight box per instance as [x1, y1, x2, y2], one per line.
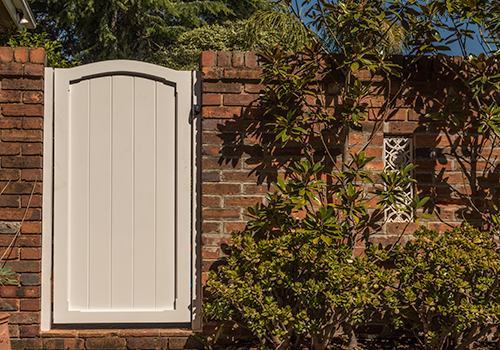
[190, 105, 201, 124]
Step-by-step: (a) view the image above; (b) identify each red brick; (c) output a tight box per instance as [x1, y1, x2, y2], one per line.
[43, 338, 85, 349]
[202, 234, 233, 245]
[21, 194, 42, 208]
[0, 182, 41, 194]
[202, 106, 241, 119]
[168, 336, 202, 349]
[202, 196, 221, 207]
[202, 272, 209, 284]
[349, 134, 364, 145]
[0, 63, 22, 75]
[0, 287, 17, 298]
[20, 248, 41, 260]
[202, 93, 221, 106]
[21, 143, 41, 156]
[0, 208, 39, 221]
[0, 248, 19, 260]
[202, 246, 222, 259]
[0, 195, 19, 207]
[203, 183, 240, 194]
[40, 330, 78, 338]
[22, 117, 43, 130]
[2, 104, 43, 117]
[202, 209, 240, 219]
[0, 47, 13, 63]
[202, 82, 241, 93]
[200, 51, 216, 67]
[202, 170, 220, 182]
[0, 143, 21, 155]
[9, 312, 40, 324]
[29, 48, 46, 64]
[415, 134, 451, 147]
[126, 337, 168, 349]
[223, 171, 258, 182]
[23, 91, 43, 104]
[2, 130, 42, 142]
[0, 91, 21, 103]
[245, 52, 258, 67]
[23, 64, 44, 77]
[120, 329, 160, 337]
[21, 169, 42, 181]
[202, 145, 220, 156]
[14, 47, 28, 63]
[386, 108, 407, 121]
[2, 78, 43, 90]
[9, 323, 19, 338]
[223, 94, 258, 106]
[224, 68, 261, 80]
[389, 121, 419, 134]
[0, 117, 22, 128]
[2, 156, 42, 168]
[6, 261, 40, 273]
[201, 66, 223, 80]
[78, 330, 119, 338]
[233, 51, 244, 67]
[85, 337, 126, 349]
[217, 52, 231, 67]
[16, 236, 41, 247]
[201, 222, 220, 233]
[11, 338, 42, 350]
[202, 119, 219, 131]
[21, 286, 41, 298]
[21, 222, 41, 234]
[244, 83, 265, 93]
[243, 184, 275, 194]
[20, 325, 40, 337]
[225, 222, 247, 232]
[225, 196, 262, 207]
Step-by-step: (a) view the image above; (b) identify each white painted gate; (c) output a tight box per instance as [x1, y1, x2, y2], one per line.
[42, 60, 200, 327]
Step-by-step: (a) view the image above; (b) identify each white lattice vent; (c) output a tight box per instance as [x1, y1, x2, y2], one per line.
[383, 136, 413, 223]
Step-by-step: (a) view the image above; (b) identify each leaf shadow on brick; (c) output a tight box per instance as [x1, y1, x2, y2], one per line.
[419, 122, 500, 230]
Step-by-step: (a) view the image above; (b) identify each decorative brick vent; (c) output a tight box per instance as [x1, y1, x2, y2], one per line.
[383, 135, 414, 223]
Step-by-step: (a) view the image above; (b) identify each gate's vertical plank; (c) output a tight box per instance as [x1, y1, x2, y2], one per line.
[68, 80, 91, 310]
[133, 77, 156, 309]
[111, 76, 135, 310]
[155, 82, 176, 309]
[88, 77, 113, 310]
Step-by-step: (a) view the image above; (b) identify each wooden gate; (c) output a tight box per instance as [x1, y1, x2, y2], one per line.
[42, 60, 200, 328]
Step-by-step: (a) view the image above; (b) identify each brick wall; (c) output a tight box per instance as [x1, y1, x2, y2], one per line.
[199, 51, 489, 284]
[0, 47, 45, 346]
[0, 48, 491, 348]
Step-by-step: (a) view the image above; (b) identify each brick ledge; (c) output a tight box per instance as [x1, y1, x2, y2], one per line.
[40, 328, 197, 338]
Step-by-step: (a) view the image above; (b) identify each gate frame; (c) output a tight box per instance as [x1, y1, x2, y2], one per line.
[41, 61, 201, 331]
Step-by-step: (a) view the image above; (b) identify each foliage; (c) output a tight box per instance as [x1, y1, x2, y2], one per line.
[154, 18, 308, 70]
[0, 266, 17, 286]
[27, 0, 270, 67]
[205, 200, 391, 349]
[259, 45, 430, 250]
[373, 224, 500, 350]
[0, 28, 76, 68]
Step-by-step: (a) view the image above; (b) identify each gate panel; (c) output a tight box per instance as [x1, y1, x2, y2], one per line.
[48, 61, 193, 324]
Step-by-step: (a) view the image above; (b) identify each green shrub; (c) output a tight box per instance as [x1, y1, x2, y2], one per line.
[0, 28, 78, 68]
[378, 224, 500, 350]
[204, 191, 391, 350]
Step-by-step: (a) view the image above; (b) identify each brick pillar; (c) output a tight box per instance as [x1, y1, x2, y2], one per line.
[0, 47, 46, 347]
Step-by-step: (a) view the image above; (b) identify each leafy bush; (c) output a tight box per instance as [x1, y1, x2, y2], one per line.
[204, 184, 394, 350]
[378, 224, 500, 350]
[0, 28, 78, 68]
